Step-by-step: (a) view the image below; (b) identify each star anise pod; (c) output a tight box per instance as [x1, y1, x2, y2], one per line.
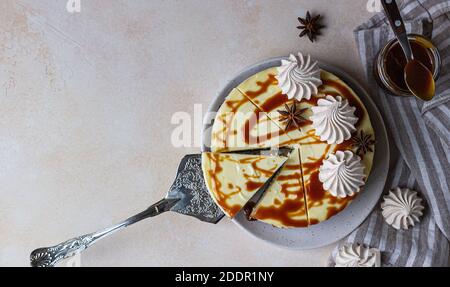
[352, 131, 376, 156]
[297, 11, 325, 42]
[278, 103, 308, 131]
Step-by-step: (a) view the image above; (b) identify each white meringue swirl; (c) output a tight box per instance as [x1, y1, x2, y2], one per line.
[276, 53, 322, 101]
[319, 151, 365, 198]
[310, 95, 358, 144]
[381, 188, 425, 230]
[335, 244, 381, 267]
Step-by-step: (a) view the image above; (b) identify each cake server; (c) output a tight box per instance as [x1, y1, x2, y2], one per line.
[30, 148, 291, 267]
[30, 154, 225, 267]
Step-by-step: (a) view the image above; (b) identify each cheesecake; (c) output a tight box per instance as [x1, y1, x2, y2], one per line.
[204, 53, 376, 228]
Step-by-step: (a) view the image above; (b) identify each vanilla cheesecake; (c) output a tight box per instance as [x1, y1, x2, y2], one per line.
[205, 53, 376, 228]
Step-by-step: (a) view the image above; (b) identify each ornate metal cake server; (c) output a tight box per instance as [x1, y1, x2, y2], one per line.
[30, 154, 225, 267]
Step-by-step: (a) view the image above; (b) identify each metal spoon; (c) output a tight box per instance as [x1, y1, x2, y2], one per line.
[381, 0, 435, 101]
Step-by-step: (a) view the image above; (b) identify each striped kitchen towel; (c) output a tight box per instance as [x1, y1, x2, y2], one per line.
[328, 0, 450, 267]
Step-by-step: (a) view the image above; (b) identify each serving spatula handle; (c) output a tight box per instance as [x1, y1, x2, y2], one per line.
[30, 198, 179, 267]
[381, 0, 414, 61]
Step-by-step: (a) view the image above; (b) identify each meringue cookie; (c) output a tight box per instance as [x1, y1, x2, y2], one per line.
[310, 95, 358, 144]
[319, 151, 365, 198]
[381, 188, 425, 230]
[276, 53, 322, 101]
[335, 244, 381, 267]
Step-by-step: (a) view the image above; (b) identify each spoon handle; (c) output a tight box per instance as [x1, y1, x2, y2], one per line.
[381, 0, 414, 61]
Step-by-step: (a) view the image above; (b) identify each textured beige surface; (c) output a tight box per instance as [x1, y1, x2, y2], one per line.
[0, 0, 373, 266]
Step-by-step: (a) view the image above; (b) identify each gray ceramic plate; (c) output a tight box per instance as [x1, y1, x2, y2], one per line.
[202, 57, 390, 250]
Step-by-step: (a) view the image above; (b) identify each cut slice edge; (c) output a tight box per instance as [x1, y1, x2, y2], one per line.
[201, 152, 288, 218]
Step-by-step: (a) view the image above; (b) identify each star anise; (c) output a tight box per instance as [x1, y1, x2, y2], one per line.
[352, 131, 376, 156]
[297, 11, 325, 42]
[278, 103, 308, 131]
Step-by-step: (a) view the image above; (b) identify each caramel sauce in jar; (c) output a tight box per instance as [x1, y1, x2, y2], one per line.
[374, 34, 441, 97]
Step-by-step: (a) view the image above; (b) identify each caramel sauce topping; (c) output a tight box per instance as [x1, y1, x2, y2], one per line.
[246, 181, 264, 191]
[252, 158, 309, 228]
[242, 74, 311, 132]
[243, 74, 278, 100]
[243, 112, 282, 145]
[253, 198, 308, 228]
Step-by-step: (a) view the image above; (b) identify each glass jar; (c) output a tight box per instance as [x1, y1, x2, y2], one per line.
[374, 34, 441, 97]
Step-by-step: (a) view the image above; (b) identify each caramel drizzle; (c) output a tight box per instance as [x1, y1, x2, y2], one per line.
[213, 99, 286, 149]
[243, 74, 312, 132]
[243, 74, 278, 99]
[253, 195, 308, 228]
[206, 153, 240, 216]
[212, 96, 249, 149]
[243, 112, 284, 145]
[238, 74, 292, 147]
[253, 161, 308, 228]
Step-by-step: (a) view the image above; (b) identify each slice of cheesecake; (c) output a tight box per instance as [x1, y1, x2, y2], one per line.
[295, 71, 375, 225]
[202, 152, 288, 218]
[251, 148, 308, 228]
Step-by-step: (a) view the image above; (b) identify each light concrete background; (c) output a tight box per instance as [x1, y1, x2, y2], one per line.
[0, 0, 376, 266]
